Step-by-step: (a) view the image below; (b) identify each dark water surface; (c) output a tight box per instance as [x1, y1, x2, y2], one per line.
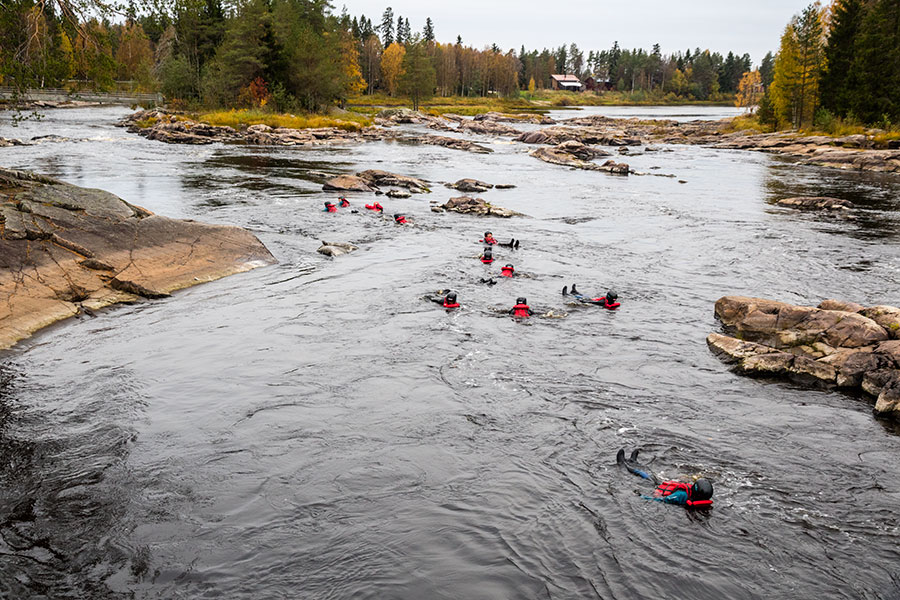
[2, 107, 900, 599]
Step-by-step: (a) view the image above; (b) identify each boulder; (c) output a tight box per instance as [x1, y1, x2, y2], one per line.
[706, 333, 778, 362]
[317, 241, 358, 257]
[860, 305, 900, 339]
[437, 196, 521, 218]
[818, 299, 864, 312]
[874, 372, 900, 417]
[713, 296, 888, 350]
[457, 119, 522, 136]
[775, 196, 853, 210]
[357, 169, 430, 193]
[386, 189, 411, 199]
[709, 295, 900, 421]
[446, 179, 494, 193]
[323, 175, 376, 193]
[0, 167, 275, 351]
[530, 143, 629, 174]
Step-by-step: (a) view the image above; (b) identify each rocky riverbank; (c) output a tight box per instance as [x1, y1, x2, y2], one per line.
[116, 108, 900, 174]
[707, 296, 900, 420]
[0, 168, 275, 350]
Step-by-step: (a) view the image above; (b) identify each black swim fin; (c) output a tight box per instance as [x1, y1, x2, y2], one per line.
[514, 240, 520, 249]
[562, 285, 568, 296]
[571, 284, 579, 295]
[617, 448, 658, 483]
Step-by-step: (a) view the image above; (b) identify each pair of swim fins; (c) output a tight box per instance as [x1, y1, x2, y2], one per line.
[617, 448, 659, 484]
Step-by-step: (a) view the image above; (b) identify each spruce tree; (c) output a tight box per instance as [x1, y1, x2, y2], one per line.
[423, 17, 434, 42]
[851, 0, 900, 123]
[380, 7, 393, 46]
[820, 0, 866, 117]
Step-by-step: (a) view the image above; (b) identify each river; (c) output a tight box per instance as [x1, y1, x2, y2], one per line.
[1, 106, 900, 599]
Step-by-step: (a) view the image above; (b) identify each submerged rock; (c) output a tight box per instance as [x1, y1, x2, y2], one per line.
[317, 241, 358, 257]
[417, 134, 493, 154]
[436, 196, 521, 218]
[708, 295, 900, 421]
[386, 188, 411, 198]
[775, 196, 853, 210]
[0, 167, 276, 351]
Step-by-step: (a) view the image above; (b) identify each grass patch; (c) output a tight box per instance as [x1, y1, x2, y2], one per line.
[348, 93, 549, 116]
[196, 108, 372, 131]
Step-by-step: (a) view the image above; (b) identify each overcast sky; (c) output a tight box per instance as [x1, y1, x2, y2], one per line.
[339, 0, 815, 66]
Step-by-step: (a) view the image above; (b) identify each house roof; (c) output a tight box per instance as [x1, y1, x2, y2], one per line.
[558, 81, 582, 88]
[551, 74, 581, 82]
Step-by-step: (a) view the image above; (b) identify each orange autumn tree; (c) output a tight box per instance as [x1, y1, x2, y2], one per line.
[380, 42, 406, 96]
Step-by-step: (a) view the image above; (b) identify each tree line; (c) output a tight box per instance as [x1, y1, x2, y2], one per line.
[760, 0, 900, 130]
[3, 0, 776, 111]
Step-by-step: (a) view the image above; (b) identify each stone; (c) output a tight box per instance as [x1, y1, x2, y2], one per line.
[0, 167, 275, 351]
[530, 143, 628, 174]
[710, 295, 900, 421]
[818, 299, 864, 313]
[317, 241, 358, 257]
[446, 179, 494, 193]
[860, 306, 900, 339]
[775, 196, 853, 210]
[874, 372, 900, 417]
[323, 175, 376, 193]
[788, 356, 837, 385]
[457, 119, 522, 136]
[357, 170, 430, 193]
[386, 189, 411, 199]
[739, 352, 795, 376]
[706, 333, 777, 362]
[438, 196, 521, 218]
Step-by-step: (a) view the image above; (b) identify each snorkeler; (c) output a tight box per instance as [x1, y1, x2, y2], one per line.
[481, 247, 494, 264]
[323, 201, 337, 213]
[500, 264, 515, 278]
[562, 285, 620, 310]
[509, 297, 534, 318]
[394, 214, 408, 224]
[365, 202, 384, 212]
[617, 448, 714, 508]
[339, 197, 350, 207]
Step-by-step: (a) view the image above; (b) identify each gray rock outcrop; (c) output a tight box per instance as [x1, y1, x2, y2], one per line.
[708, 296, 900, 420]
[0, 168, 276, 350]
[435, 196, 521, 218]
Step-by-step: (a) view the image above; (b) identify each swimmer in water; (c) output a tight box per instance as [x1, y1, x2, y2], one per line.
[617, 448, 713, 508]
[563, 285, 620, 310]
[509, 297, 534, 318]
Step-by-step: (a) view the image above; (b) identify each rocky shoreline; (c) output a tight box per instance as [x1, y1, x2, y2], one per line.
[0, 167, 275, 351]
[112, 107, 900, 176]
[708, 296, 900, 420]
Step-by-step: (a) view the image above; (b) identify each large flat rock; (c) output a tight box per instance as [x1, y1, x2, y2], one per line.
[709, 295, 900, 421]
[0, 168, 276, 350]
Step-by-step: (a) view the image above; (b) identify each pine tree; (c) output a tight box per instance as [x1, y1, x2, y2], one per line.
[760, 51, 775, 88]
[380, 7, 394, 46]
[820, 0, 865, 117]
[423, 17, 434, 42]
[399, 35, 435, 110]
[396, 15, 405, 44]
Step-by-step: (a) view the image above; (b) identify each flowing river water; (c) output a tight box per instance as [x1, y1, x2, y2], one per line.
[1, 106, 900, 599]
